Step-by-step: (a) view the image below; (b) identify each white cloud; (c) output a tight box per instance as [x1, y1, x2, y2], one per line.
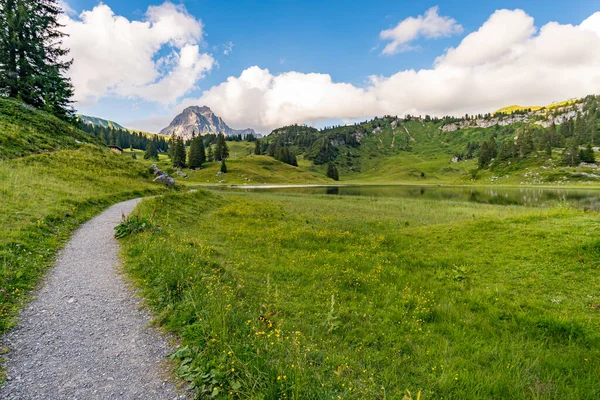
[380, 6, 463, 55]
[223, 42, 234, 55]
[164, 9, 600, 133]
[60, 2, 214, 105]
[58, 0, 76, 16]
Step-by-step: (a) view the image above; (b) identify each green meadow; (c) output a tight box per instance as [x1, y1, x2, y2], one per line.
[121, 189, 600, 399]
[0, 98, 167, 333]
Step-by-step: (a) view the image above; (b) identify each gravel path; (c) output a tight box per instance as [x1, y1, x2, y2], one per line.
[1, 198, 184, 400]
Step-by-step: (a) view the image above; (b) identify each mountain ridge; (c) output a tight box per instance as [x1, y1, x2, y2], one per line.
[76, 114, 125, 130]
[159, 106, 257, 139]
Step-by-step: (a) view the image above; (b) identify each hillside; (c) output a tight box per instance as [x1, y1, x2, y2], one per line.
[258, 94, 600, 185]
[77, 114, 125, 130]
[0, 99, 98, 159]
[0, 101, 167, 333]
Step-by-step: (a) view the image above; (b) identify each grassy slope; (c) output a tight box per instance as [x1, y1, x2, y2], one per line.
[184, 156, 329, 185]
[331, 120, 600, 187]
[145, 140, 330, 186]
[76, 114, 125, 130]
[122, 190, 600, 399]
[0, 100, 167, 333]
[0, 99, 98, 159]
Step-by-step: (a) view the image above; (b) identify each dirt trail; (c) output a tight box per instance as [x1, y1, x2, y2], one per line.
[1, 199, 184, 400]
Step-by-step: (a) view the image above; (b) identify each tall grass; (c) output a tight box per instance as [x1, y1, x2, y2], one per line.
[121, 190, 600, 399]
[0, 146, 165, 332]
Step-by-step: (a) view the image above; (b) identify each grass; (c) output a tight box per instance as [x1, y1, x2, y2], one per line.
[181, 156, 329, 185]
[495, 105, 543, 114]
[0, 98, 97, 159]
[120, 189, 600, 399]
[0, 145, 167, 332]
[0, 99, 170, 333]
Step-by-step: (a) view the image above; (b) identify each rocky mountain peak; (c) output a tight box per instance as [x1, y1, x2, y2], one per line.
[159, 106, 257, 139]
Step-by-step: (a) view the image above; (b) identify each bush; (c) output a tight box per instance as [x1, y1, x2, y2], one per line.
[114, 211, 156, 238]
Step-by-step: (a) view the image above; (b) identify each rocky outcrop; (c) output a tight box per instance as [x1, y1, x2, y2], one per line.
[440, 103, 584, 132]
[159, 106, 258, 140]
[150, 164, 175, 186]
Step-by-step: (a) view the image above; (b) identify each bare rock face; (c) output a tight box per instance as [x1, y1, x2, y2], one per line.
[159, 106, 257, 140]
[150, 164, 174, 186]
[153, 175, 175, 186]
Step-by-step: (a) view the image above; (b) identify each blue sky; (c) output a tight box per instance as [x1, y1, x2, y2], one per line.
[61, 0, 600, 133]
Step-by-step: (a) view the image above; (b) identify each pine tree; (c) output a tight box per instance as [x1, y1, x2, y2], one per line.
[168, 134, 176, 159]
[220, 159, 227, 173]
[326, 162, 339, 181]
[478, 141, 491, 169]
[144, 140, 158, 160]
[172, 137, 187, 168]
[0, 0, 74, 119]
[562, 138, 580, 167]
[214, 133, 229, 161]
[188, 132, 206, 169]
[254, 139, 261, 155]
[207, 146, 214, 162]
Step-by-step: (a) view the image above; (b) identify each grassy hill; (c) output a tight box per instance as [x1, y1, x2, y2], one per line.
[76, 114, 125, 130]
[0, 99, 98, 159]
[494, 105, 542, 114]
[257, 94, 600, 186]
[0, 100, 167, 333]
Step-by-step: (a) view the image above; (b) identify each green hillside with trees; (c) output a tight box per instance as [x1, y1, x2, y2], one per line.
[248, 95, 599, 185]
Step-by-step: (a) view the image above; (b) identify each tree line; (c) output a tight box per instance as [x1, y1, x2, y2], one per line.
[164, 132, 230, 171]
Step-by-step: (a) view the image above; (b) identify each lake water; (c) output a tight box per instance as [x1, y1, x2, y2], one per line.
[223, 185, 600, 210]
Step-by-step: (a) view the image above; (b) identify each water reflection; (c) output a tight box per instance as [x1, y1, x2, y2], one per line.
[224, 185, 600, 210]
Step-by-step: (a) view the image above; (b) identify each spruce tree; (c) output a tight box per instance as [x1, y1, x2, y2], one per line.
[207, 146, 214, 162]
[144, 140, 158, 160]
[0, 0, 74, 119]
[254, 139, 261, 155]
[478, 141, 491, 169]
[173, 137, 187, 168]
[214, 133, 229, 161]
[545, 140, 552, 158]
[188, 133, 206, 169]
[326, 162, 339, 181]
[198, 138, 206, 165]
[220, 159, 227, 173]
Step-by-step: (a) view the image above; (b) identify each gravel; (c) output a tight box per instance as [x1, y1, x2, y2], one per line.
[1, 198, 185, 399]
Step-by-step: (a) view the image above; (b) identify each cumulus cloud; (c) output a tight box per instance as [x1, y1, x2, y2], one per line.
[168, 9, 600, 133]
[60, 2, 214, 105]
[380, 6, 463, 54]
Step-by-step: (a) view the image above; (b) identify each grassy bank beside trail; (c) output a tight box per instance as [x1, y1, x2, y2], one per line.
[0, 145, 166, 333]
[121, 190, 600, 399]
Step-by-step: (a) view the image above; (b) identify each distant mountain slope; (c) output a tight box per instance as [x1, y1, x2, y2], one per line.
[260, 94, 600, 184]
[159, 106, 257, 139]
[77, 114, 125, 130]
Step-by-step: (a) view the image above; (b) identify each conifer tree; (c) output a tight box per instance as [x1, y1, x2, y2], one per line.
[562, 138, 580, 167]
[254, 139, 261, 155]
[207, 146, 214, 162]
[172, 136, 187, 168]
[478, 141, 491, 169]
[188, 132, 206, 169]
[545, 140, 552, 158]
[144, 140, 158, 160]
[214, 133, 229, 161]
[220, 159, 227, 173]
[0, 0, 74, 119]
[326, 162, 339, 181]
